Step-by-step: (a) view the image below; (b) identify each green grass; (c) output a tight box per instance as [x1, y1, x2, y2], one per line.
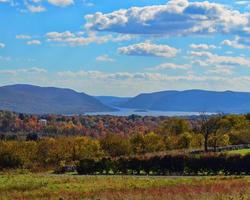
[227, 148, 250, 155]
[0, 173, 249, 199]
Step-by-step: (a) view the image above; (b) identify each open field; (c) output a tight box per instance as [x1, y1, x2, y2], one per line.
[227, 148, 250, 156]
[0, 173, 250, 200]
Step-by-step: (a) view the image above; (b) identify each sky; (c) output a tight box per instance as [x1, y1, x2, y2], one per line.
[1, 0, 250, 96]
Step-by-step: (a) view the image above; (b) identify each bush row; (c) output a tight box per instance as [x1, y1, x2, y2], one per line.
[76, 154, 250, 175]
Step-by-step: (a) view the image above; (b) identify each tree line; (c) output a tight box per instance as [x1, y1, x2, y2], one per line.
[0, 110, 250, 171]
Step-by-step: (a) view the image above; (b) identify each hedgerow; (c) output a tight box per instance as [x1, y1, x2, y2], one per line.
[76, 153, 250, 175]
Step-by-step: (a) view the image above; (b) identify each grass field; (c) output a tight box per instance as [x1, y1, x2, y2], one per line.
[227, 148, 250, 155]
[0, 173, 250, 200]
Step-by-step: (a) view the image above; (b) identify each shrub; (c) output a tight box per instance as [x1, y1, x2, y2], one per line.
[76, 159, 97, 175]
[0, 152, 22, 169]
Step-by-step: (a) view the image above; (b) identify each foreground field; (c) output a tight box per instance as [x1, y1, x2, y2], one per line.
[0, 173, 250, 200]
[227, 148, 250, 156]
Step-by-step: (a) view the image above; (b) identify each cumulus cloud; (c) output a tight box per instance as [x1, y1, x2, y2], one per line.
[189, 51, 250, 67]
[21, 0, 73, 13]
[85, 0, 249, 36]
[190, 44, 217, 50]
[118, 42, 179, 58]
[47, 0, 74, 7]
[148, 63, 191, 71]
[46, 31, 133, 46]
[27, 40, 41, 45]
[96, 55, 114, 62]
[221, 36, 250, 49]
[0, 43, 5, 48]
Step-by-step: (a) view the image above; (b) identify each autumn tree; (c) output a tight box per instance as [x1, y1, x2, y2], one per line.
[157, 118, 190, 136]
[100, 133, 131, 157]
[144, 132, 165, 153]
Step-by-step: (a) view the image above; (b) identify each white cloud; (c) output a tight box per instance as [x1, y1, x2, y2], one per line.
[235, 0, 250, 7]
[47, 0, 74, 7]
[0, 43, 5, 48]
[118, 42, 179, 58]
[85, 0, 249, 36]
[207, 66, 233, 75]
[0, 0, 9, 3]
[27, 5, 46, 13]
[57, 70, 224, 82]
[221, 36, 250, 49]
[235, 1, 248, 5]
[46, 31, 75, 39]
[82, 0, 94, 7]
[27, 40, 41, 45]
[96, 55, 114, 62]
[22, 0, 73, 13]
[189, 51, 250, 67]
[190, 44, 217, 50]
[46, 31, 133, 46]
[148, 63, 191, 71]
[0, 67, 47, 75]
[16, 34, 32, 40]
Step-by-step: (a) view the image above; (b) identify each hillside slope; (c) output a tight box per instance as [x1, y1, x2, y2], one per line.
[0, 84, 115, 114]
[95, 96, 131, 107]
[120, 90, 250, 113]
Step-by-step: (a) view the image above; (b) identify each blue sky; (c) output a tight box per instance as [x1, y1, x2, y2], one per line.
[1, 0, 250, 96]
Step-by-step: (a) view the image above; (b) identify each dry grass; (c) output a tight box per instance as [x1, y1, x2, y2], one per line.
[0, 173, 249, 200]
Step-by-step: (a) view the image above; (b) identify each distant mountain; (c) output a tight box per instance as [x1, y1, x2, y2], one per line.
[120, 90, 250, 113]
[95, 96, 131, 107]
[0, 84, 116, 114]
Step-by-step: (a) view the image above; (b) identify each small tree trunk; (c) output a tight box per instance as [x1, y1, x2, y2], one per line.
[204, 134, 208, 152]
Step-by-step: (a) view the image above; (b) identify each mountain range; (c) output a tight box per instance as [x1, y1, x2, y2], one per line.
[119, 90, 250, 113]
[1, 84, 250, 114]
[0, 84, 115, 114]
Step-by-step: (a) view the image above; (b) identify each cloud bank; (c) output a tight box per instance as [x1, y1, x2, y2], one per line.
[85, 0, 249, 36]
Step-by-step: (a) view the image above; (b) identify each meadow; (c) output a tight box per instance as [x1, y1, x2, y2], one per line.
[227, 149, 250, 156]
[0, 173, 249, 200]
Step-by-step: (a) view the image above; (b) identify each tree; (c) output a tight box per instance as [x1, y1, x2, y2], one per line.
[144, 132, 165, 153]
[129, 133, 146, 155]
[208, 133, 230, 149]
[73, 137, 104, 160]
[157, 118, 190, 136]
[199, 114, 221, 152]
[100, 133, 131, 157]
[178, 132, 193, 149]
